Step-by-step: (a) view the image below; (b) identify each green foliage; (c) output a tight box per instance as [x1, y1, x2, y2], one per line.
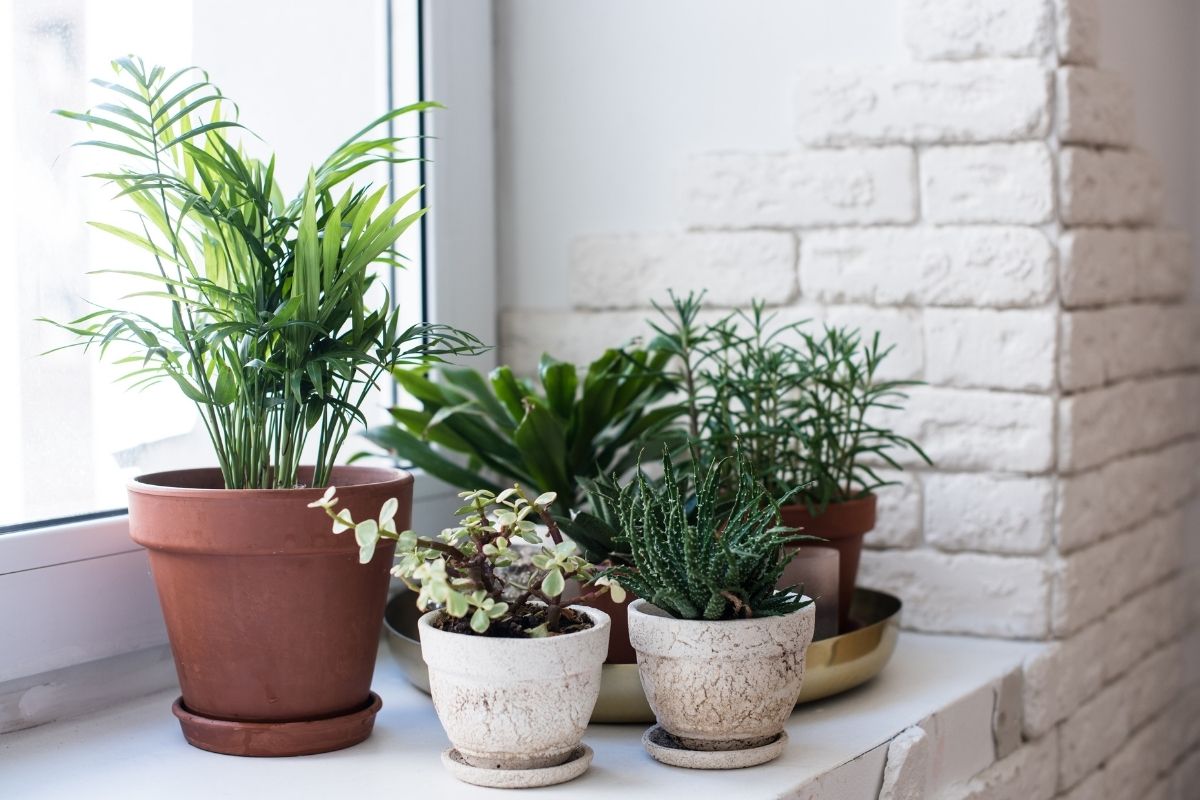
[365, 347, 684, 517]
[651, 292, 930, 514]
[45, 57, 484, 489]
[311, 486, 623, 636]
[608, 448, 813, 621]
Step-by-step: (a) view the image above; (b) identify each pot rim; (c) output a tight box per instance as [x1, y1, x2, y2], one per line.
[627, 596, 813, 627]
[418, 603, 612, 645]
[778, 492, 877, 513]
[128, 465, 412, 498]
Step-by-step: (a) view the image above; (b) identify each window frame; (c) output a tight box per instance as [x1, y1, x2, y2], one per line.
[0, 0, 496, 725]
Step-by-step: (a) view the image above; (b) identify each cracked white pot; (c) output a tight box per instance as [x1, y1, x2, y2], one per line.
[627, 597, 815, 752]
[418, 605, 610, 770]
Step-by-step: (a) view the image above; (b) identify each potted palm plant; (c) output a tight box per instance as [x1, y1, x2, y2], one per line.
[609, 449, 815, 769]
[652, 292, 929, 632]
[46, 58, 483, 756]
[314, 486, 620, 788]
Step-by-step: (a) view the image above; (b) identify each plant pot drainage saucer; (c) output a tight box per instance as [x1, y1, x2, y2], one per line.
[442, 744, 594, 788]
[642, 725, 787, 769]
[171, 692, 382, 757]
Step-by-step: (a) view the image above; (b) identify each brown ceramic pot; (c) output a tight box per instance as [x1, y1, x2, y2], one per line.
[779, 494, 876, 632]
[127, 465, 411, 757]
[573, 589, 637, 664]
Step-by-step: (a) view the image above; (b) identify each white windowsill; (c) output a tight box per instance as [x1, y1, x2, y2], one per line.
[0, 631, 1044, 799]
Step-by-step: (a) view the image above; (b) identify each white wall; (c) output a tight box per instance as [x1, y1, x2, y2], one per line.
[494, 0, 903, 309]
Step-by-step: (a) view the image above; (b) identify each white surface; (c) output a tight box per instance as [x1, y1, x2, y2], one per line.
[0, 632, 1041, 800]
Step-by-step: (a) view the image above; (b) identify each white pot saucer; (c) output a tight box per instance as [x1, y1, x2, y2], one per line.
[641, 725, 787, 770]
[441, 744, 594, 788]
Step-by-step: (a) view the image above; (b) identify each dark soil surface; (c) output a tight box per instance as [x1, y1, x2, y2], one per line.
[432, 606, 594, 638]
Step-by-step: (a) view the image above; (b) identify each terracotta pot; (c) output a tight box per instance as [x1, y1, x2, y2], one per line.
[573, 589, 637, 664]
[419, 605, 610, 771]
[127, 465, 411, 757]
[779, 494, 876, 632]
[627, 598, 815, 754]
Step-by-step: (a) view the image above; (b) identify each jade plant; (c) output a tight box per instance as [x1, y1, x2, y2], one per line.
[651, 292, 930, 514]
[605, 448, 813, 621]
[366, 347, 683, 517]
[45, 57, 484, 489]
[310, 485, 624, 636]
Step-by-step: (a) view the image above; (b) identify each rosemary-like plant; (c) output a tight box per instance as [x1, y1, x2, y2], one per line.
[609, 449, 811, 620]
[44, 57, 483, 489]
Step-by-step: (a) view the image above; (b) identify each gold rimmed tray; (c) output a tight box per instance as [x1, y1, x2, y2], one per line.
[383, 587, 901, 724]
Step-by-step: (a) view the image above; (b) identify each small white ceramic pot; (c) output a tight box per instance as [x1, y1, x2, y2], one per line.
[627, 597, 815, 752]
[419, 605, 610, 770]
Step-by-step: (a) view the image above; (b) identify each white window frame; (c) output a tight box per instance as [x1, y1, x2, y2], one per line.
[0, 0, 496, 732]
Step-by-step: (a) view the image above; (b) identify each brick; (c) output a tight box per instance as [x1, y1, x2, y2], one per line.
[1104, 576, 1190, 681]
[868, 470, 922, 549]
[1052, 510, 1185, 635]
[1060, 304, 1200, 391]
[823, 306, 923, 381]
[1126, 642, 1185, 729]
[924, 308, 1056, 391]
[793, 61, 1050, 145]
[925, 473, 1053, 555]
[1058, 676, 1133, 788]
[1060, 228, 1193, 307]
[1060, 148, 1163, 226]
[1057, 438, 1200, 552]
[945, 732, 1058, 800]
[499, 309, 654, 373]
[921, 143, 1054, 224]
[1056, 67, 1135, 146]
[568, 232, 795, 310]
[922, 683, 1003, 787]
[1102, 705, 1189, 800]
[876, 387, 1055, 472]
[1059, 375, 1200, 471]
[902, 0, 1054, 61]
[800, 226, 1054, 308]
[1056, 0, 1100, 65]
[859, 549, 1049, 637]
[879, 726, 929, 800]
[681, 148, 916, 229]
[1168, 749, 1200, 800]
[1022, 623, 1106, 737]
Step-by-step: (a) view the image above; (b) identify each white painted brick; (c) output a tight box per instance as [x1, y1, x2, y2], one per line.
[924, 309, 1056, 391]
[1058, 674, 1133, 788]
[1057, 438, 1200, 552]
[1059, 374, 1200, 472]
[568, 232, 795, 310]
[1055, 0, 1100, 65]
[945, 732, 1058, 800]
[1168, 749, 1200, 800]
[1022, 623, 1106, 737]
[922, 683, 1005, 788]
[800, 227, 1054, 308]
[859, 549, 1049, 637]
[868, 470, 922, 549]
[823, 306, 923, 381]
[1061, 304, 1200, 391]
[925, 473, 1053, 555]
[1060, 228, 1193, 307]
[793, 61, 1051, 145]
[1057, 68, 1134, 147]
[876, 387, 1055, 472]
[879, 726, 929, 800]
[1060, 148, 1163, 226]
[499, 309, 654, 373]
[680, 148, 916, 229]
[1101, 702, 1189, 800]
[1125, 641, 1184, 729]
[1060, 769, 1105, 800]
[1052, 510, 1185, 635]
[1104, 576, 1190, 681]
[1138, 229, 1194, 301]
[921, 143, 1054, 224]
[903, 0, 1054, 61]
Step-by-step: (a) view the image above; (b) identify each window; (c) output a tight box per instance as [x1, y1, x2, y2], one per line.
[0, 0, 424, 528]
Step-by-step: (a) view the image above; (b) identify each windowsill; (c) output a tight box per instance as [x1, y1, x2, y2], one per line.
[0, 631, 1044, 799]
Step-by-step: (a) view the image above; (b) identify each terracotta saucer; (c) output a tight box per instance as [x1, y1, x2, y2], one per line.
[641, 725, 787, 769]
[171, 692, 382, 757]
[441, 744, 594, 788]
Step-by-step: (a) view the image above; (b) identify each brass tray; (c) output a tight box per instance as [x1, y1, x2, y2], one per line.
[383, 587, 901, 724]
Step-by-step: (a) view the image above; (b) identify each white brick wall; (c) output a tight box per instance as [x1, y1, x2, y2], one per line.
[1055, 0, 1100, 65]
[680, 148, 916, 229]
[1056, 67, 1134, 146]
[1059, 228, 1192, 307]
[924, 473, 1053, 554]
[920, 143, 1055, 224]
[823, 306, 924, 381]
[1060, 304, 1200, 390]
[793, 62, 1051, 146]
[924, 308, 1057, 391]
[800, 227, 1055, 308]
[1059, 148, 1163, 226]
[569, 232, 796, 310]
[902, 0, 1054, 61]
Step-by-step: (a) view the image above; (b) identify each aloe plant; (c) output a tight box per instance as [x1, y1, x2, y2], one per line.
[45, 57, 483, 489]
[365, 347, 684, 517]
